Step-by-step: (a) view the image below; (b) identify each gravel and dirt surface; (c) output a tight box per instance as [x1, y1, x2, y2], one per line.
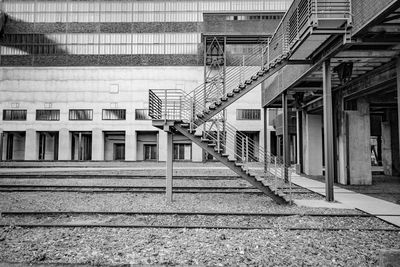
[0, 214, 395, 229]
[1, 227, 399, 266]
[0, 192, 344, 213]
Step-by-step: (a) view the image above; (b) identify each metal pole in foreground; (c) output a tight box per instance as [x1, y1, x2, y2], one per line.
[323, 59, 334, 202]
[166, 131, 173, 203]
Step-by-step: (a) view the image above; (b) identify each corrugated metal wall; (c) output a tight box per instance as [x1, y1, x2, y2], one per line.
[3, 0, 292, 23]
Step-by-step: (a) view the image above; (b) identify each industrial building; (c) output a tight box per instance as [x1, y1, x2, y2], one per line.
[0, 0, 290, 162]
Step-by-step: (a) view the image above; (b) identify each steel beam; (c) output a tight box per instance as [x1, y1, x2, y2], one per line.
[264, 107, 268, 172]
[397, 57, 400, 158]
[323, 59, 335, 201]
[166, 132, 173, 203]
[282, 92, 289, 182]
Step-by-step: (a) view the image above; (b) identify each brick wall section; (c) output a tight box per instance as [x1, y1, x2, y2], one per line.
[351, 0, 396, 34]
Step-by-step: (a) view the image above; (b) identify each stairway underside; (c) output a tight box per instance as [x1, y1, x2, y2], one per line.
[173, 123, 288, 204]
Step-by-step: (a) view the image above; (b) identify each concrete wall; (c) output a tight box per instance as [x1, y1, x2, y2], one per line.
[0, 66, 269, 161]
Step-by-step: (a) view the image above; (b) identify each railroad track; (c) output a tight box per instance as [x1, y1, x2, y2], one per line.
[0, 184, 315, 194]
[1, 211, 399, 231]
[0, 174, 241, 180]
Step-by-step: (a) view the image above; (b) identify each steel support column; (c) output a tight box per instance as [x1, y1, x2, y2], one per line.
[282, 92, 289, 182]
[397, 57, 400, 157]
[166, 131, 173, 203]
[323, 59, 334, 201]
[264, 107, 268, 172]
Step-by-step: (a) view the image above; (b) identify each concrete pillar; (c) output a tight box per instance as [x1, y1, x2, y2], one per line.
[336, 94, 348, 185]
[296, 110, 303, 174]
[166, 132, 173, 203]
[347, 98, 372, 185]
[158, 131, 168, 162]
[389, 112, 400, 176]
[125, 131, 137, 161]
[24, 129, 38, 160]
[323, 59, 334, 201]
[0, 129, 3, 161]
[58, 128, 71, 160]
[282, 92, 289, 182]
[303, 113, 323, 176]
[92, 128, 104, 160]
[382, 121, 392, 176]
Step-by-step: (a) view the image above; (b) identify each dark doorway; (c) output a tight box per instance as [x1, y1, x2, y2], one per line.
[113, 143, 125, 160]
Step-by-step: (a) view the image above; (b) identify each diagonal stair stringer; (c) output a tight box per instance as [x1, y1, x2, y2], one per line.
[174, 123, 288, 204]
[194, 57, 289, 125]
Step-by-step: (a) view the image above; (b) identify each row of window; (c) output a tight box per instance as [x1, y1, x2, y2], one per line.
[3, 109, 152, 121]
[3, 109, 261, 121]
[3, 0, 291, 23]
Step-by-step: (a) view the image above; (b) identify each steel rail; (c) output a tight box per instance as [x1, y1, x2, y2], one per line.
[0, 223, 397, 232]
[2, 211, 397, 217]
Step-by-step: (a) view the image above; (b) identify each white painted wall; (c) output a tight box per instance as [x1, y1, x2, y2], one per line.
[0, 66, 270, 161]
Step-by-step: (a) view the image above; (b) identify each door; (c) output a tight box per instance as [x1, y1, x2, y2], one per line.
[6, 134, 13, 160]
[113, 143, 125, 160]
[38, 133, 46, 160]
[144, 144, 157, 160]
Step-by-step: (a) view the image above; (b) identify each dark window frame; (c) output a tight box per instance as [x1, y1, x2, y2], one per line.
[135, 109, 152, 120]
[69, 109, 93, 121]
[102, 109, 126, 120]
[236, 109, 261, 120]
[3, 109, 27, 121]
[36, 109, 60, 121]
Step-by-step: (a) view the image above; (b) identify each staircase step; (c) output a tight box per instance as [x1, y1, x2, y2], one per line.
[215, 101, 222, 106]
[209, 105, 216, 110]
[221, 154, 229, 157]
[207, 143, 216, 147]
[227, 92, 234, 97]
[220, 97, 228, 101]
[245, 80, 252, 85]
[233, 88, 240, 93]
[235, 162, 243, 167]
[201, 138, 212, 143]
[251, 75, 258, 81]
[196, 113, 204, 118]
[238, 84, 246, 89]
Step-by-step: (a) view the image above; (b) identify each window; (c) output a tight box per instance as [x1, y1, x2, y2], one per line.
[3, 110, 27, 121]
[236, 109, 261, 120]
[36, 110, 60, 121]
[144, 144, 157, 160]
[69, 109, 93, 120]
[174, 144, 192, 161]
[135, 109, 152, 120]
[102, 109, 126, 120]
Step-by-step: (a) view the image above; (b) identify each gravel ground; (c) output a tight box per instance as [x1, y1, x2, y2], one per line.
[0, 178, 251, 187]
[0, 192, 357, 214]
[0, 227, 399, 266]
[0, 214, 395, 229]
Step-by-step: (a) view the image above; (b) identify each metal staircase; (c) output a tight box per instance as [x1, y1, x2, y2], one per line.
[148, 0, 352, 204]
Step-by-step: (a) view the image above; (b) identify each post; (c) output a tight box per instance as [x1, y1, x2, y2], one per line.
[323, 59, 334, 201]
[245, 136, 249, 162]
[166, 131, 173, 203]
[264, 107, 268, 172]
[282, 92, 289, 182]
[397, 57, 400, 157]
